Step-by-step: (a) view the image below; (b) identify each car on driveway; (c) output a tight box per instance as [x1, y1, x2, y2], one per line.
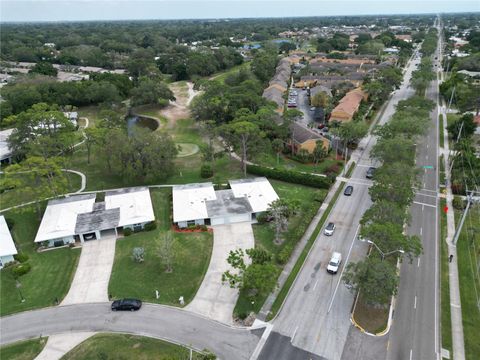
[366, 167, 376, 179]
[344, 185, 354, 196]
[327, 252, 342, 274]
[324, 222, 336, 236]
[111, 298, 142, 311]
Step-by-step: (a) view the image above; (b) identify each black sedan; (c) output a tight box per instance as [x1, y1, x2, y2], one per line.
[344, 185, 354, 196]
[111, 298, 142, 311]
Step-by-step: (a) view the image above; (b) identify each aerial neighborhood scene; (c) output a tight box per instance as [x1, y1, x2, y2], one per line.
[1, 1, 480, 359]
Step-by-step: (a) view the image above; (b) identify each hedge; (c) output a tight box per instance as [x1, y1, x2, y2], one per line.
[247, 164, 333, 189]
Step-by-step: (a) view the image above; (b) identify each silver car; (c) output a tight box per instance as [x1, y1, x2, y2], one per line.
[324, 222, 336, 236]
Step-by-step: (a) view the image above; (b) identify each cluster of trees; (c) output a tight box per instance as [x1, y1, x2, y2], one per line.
[419, 28, 438, 57]
[448, 113, 480, 194]
[250, 49, 279, 84]
[0, 73, 175, 119]
[411, 57, 436, 95]
[343, 95, 435, 306]
[316, 33, 350, 52]
[363, 66, 403, 107]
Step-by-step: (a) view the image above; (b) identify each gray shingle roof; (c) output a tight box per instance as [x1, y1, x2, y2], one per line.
[75, 207, 120, 234]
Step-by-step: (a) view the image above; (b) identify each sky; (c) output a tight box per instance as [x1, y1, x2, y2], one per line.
[1, 0, 479, 22]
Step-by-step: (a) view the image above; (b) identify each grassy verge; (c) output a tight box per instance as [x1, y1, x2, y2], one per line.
[108, 188, 213, 306]
[345, 161, 356, 178]
[456, 204, 480, 359]
[0, 337, 47, 360]
[439, 198, 452, 354]
[352, 293, 389, 333]
[439, 114, 445, 149]
[267, 181, 346, 320]
[233, 181, 326, 317]
[439, 155, 446, 186]
[0, 205, 80, 316]
[61, 333, 206, 360]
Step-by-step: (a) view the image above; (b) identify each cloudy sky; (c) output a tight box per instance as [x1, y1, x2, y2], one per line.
[1, 0, 479, 22]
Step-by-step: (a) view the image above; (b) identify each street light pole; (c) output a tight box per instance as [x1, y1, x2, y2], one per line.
[366, 240, 404, 261]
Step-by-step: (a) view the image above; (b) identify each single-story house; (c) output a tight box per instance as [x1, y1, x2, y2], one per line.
[0, 128, 14, 165]
[63, 112, 78, 127]
[34, 187, 155, 247]
[329, 87, 367, 123]
[172, 177, 279, 228]
[0, 215, 17, 269]
[289, 122, 330, 154]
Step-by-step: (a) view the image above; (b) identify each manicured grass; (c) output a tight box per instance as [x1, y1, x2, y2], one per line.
[352, 294, 389, 334]
[456, 204, 480, 359]
[0, 171, 82, 211]
[345, 161, 356, 178]
[108, 188, 213, 306]
[439, 155, 446, 186]
[439, 114, 445, 149]
[439, 198, 452, 354]
[254, 151, 343, 176]
[0, 337, 47, 360]
[61, 333, 206, 360]
[267, 181, 346, 320]
[209, 62, 250, 83]
[0, 206, 80, 316]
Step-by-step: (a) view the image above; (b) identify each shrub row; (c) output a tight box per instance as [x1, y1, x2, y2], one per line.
[246, 164, 333, 189]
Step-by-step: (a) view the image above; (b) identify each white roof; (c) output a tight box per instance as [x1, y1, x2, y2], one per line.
[34, 194, 96, 243]
[0, 215, 17, 257]
[229, 177, 279, 213]
[172, 183, 216, 223]
[0, 128, 14, 161]
[105, 187, 155, 227]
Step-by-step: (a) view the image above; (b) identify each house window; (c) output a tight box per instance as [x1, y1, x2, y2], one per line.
[187, 220, 196, 226]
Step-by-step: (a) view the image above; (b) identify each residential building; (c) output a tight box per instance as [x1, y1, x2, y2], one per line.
[289, 122, 330, 154]
[0, 215, 17, 269]
[34, 187, 154, 247]
[172, 178, 279, 228]
[0, 129, 14, 165]
[329, 87, 367, 123]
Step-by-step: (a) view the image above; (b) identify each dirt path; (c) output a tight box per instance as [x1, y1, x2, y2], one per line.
[160, 81, 200, 129]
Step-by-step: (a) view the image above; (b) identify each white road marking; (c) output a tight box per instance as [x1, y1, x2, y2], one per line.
[420, 227, 423, 236]
[417, 257, 421, 267]
[413, 201, 437, 208]
[327, 224, 361, 314]
[414, 295, 417, 309]
[422, 204, 425, 212]
[410, 348, 413, 360]
[313, 280, 318, 291]
[291, 326, 299, 342]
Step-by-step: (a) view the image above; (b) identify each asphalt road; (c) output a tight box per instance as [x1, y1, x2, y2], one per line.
[259, 51, 421, 360]
[385, 22, 442, 360]
[0, 303, 261, 360]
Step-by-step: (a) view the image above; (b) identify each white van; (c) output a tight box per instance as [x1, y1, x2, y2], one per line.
[327, 252, 342, 274]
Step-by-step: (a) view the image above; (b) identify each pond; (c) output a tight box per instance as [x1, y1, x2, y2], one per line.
[126, 115, 159, 134]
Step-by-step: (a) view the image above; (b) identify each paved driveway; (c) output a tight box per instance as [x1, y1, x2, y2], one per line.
[61, 231, 116, 305]
[186, 222, 255, 324]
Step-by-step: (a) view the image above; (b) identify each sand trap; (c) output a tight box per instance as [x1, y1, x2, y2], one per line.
[176, 143, 200, 157]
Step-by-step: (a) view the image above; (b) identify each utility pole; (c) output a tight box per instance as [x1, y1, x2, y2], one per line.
[452, 191, 478, 245]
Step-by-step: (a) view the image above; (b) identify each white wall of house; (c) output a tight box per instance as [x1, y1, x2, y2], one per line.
[177, 219, 205, 229]
[0, 254, 15, 269]
[123, 221, 149, 231]
[46, 236, 75, 248]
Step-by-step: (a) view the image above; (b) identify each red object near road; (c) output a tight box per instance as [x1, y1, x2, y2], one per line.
[443, 205, 448, 214]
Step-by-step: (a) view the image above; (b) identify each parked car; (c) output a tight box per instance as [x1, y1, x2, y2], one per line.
[324, 222, 336, 236]
[111, 298, 142, 311]
[344, 185, 354, 196]
[327, 252, 342, 274]
[366, 167, 376, 179]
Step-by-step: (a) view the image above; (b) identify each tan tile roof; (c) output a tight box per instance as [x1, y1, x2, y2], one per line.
[331, 88, 365, 117]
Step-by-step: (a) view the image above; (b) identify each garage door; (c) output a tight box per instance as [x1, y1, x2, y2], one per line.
[211, 217, 225, 226]
[227, 214, 251, 224]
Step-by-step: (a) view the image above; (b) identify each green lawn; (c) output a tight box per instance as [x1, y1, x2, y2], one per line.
[108, 188, 213, 306]
[234, 180, 327, 317]
[209, 62, 250, 83]
[61, 333, 206, 360]
[439, 198, 452, 355]
[456, 204, 480, 359]
[254, 151, 343, 176]
[0, 337, 47, 360]
[0, 206, 80, 316]
[439, 114, 445, 149]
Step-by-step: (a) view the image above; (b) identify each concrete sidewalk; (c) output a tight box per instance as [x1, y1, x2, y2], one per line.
[441, 104, 466, 360]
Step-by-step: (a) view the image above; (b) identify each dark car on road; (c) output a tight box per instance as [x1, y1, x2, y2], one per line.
[111, 298, 142, 311]
[366, 167, 376, 179]
[344, 185, 354, 196]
